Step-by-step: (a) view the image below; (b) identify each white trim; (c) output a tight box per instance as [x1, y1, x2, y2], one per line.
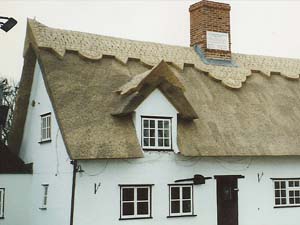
[120, 186, 151, 219]
[141, 117, 171, 150]
[274, 179, 300, 207]
[169, 185, 193, 216]
[40, 184, 49, 209]
[40, 113, 51, 142]
[0, 189, 4, 218]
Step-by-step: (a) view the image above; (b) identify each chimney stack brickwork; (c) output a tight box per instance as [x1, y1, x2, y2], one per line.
[190, 0, 231, 60]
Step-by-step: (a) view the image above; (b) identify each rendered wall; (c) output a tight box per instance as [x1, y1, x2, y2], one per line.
[74, 155, 300, 225]
[133, 89, 179, 152]
[19, 61, 73, 225]
[0, 174, 31, 225]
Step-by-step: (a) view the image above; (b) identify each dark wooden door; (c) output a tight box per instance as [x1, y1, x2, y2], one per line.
[216, 176, 239, 225]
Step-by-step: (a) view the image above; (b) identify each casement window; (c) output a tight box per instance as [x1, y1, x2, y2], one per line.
[120, 185, 152, 219]
[142, 117, 171, 150]
[40, 113, 51, 142]
[40, 184, 49, 210]
[273, 179, 300, 207]
[0, 189, 4, 219]
[168, 184, 194, 217]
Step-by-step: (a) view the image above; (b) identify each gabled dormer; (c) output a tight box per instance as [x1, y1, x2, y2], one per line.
[113, 61, 198, 153]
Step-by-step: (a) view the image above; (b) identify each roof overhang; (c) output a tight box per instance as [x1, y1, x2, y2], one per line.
[112, 61, 198, 120]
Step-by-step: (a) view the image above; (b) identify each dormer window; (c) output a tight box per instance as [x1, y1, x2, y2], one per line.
[142, 117, 171, 150]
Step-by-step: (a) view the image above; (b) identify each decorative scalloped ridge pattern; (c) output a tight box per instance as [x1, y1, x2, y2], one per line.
[27, 19, 300, 88]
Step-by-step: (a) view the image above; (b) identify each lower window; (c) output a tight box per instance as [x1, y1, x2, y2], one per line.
[120, 185, 152, 219]
[0, 188, 4, 218]
[273, 179, 300, 207]
[169, 184, 194, 217]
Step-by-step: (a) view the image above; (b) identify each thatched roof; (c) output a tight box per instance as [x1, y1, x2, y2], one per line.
[8, 19, 300, 159]
[113, 60, 198, 120]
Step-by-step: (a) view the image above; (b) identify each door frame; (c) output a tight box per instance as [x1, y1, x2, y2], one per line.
[214, 175, 245, 225]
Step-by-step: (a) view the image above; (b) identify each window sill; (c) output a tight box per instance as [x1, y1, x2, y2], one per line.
[143, 148, 173, 152]
[167, 214, 197, 218]
[119, 216, 152, 220]
[274, 205, 300, 209]
[39, 207, 47, 210]
[38, 139, 52, 144]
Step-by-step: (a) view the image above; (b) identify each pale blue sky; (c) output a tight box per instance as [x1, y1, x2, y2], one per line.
[1, 0, 300, 81]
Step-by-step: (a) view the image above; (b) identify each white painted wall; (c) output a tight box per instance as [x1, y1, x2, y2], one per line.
[19, 61, 73, 225]
[0, 174, 31, 225]
[73, 154, 300, 225]
[133, 89, 179, 153]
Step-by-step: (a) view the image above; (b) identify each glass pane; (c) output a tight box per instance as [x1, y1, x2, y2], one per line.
[150, 129, 155, 137]
[158, 138, 163, 147]
[150, 138, 155, 146]
[296, 198, 300, 204]
[182, 187, 191, 199]
[137, 202, 148, 215]
[275, 190, 280, 197]
[123, 202, 134, 216]
[290, 198, 295, 204]
[143, 120, 149, 128]
[171, 187, 180, 199]
[143, 138, 149, 146]
[171, 201, 180, 213]
[275, 198, 280, 205]
[282, 198, 287, 204]
[275, 182, 279, 189]
[164, 139, 170, 147]
[137, 188, 148, 200]
[164, 130, 169, 137]
[281, 181, 286, 188]
[295, 191, 300, 196]
[122, 188, 134, 201]
[158, 130, 163, 137]
[289, 181, 294, 187]
[182, 200, 191, 213]
[289, 191, 294, 197]
[143, 129, 149, 137]
[281, 190, 286, 197]
[150, 120, 155, 128]
[295, 181, 300, 187]
[164, 120, 169, 128]
[158, 120, 163, 128]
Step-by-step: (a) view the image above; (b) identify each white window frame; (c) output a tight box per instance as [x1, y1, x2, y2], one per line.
[40, 113, 51, 142]
[0, 189, 5, 219]
[273, 179, 300, 207]
[40, 184, 49, 210]
[120, 185, 152, 219]
[141, 117, 172, 150]
[169, 184, 194, 217]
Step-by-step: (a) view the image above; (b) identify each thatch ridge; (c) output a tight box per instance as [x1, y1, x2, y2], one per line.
[26, 19, 300, 89]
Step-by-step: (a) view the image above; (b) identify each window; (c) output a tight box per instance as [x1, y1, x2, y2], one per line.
[40, 184, 49, 210]
[142, 117, 171, 150]
[120, 185, 152, 219]
[0, 189, 4, 219]
[273, 179, 300, 207]
[168, 184, 194, 217]
[40, 113, 51, 142]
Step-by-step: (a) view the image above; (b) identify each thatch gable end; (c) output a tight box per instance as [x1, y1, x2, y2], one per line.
[113, 61, 198, 120]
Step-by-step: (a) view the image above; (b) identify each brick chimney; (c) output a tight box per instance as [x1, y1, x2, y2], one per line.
[190, 0, 231, 60]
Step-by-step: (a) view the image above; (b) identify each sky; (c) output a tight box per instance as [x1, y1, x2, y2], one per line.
[1, 0, 300, 82]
